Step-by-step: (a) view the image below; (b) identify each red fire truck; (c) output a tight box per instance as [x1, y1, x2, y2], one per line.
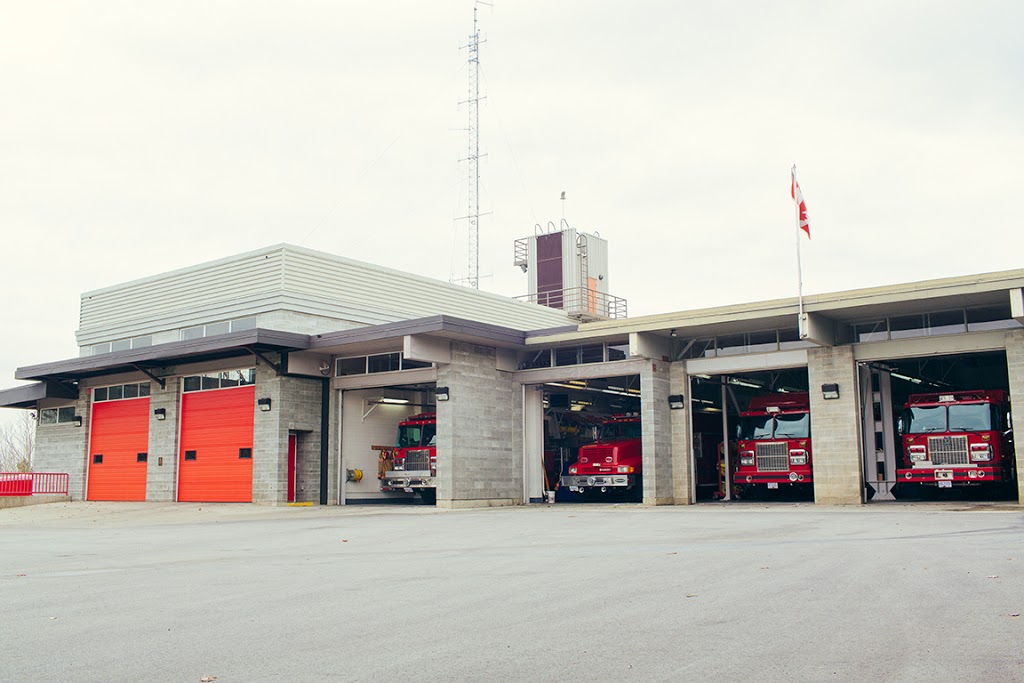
[898, 390, 1015, 493]
[734, 393, 813, 494]
[561, 415, 643, 501]
[378, 413, 437, 504]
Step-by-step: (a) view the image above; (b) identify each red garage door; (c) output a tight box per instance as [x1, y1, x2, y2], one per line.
[87, 398, 150, 501]
[178, 386, 255, 502]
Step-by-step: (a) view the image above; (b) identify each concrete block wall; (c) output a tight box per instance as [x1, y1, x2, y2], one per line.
[33, 393, 90, 500]
[807, 346, 864, 505]
[640, 359, 674, 505]
[670, 361, 693, 504]
[1003, 329, 1024, 504]
[253, 359, 324, 505]
[436, 342, 520, 508]
[146, 377, 181, 502]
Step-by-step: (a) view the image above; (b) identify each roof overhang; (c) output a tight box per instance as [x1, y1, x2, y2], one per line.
[0, 381, 80, 409]
[14, 329, 310, 383]
[308, 315, 534, 355]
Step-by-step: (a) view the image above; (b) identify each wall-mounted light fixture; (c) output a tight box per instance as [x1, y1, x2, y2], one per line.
[72, 415, 83, 428]
[154, 408, 167, 421]
[668, 394, 686, 410]
[257, 397, 272, 412]
[375, 396, 410, 405]
[821, 383, 840, 400]
[670, 329, 677, 338]
[434, 386, 450, 402]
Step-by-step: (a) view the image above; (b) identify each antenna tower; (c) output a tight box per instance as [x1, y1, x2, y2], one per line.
[460, 3, 487, 289]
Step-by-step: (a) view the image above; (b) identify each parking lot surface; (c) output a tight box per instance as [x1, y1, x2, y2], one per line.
[2, 501, 1023, 683]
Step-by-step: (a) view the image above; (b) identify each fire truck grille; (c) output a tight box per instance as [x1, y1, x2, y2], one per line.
[928, 435, 969, 466]
[403, 449, 431, 471]
[756, 442, 789, 472]
[586, 447, 615, 463]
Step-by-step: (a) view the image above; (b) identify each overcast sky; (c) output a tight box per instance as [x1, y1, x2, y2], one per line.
[1, 1, 1022, 425]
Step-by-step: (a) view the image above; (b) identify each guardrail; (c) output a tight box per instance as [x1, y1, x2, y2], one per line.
[0, 472, 69, 497]
[515, 287, 628, 321]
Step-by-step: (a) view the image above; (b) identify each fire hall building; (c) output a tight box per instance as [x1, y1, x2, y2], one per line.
[2, 242, 1023, 507]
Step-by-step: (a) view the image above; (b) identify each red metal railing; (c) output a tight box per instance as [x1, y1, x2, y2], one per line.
[0, 472, 69, 497]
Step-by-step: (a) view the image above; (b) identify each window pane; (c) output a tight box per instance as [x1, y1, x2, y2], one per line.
[889, 314, 926, 340]
[132, 336, 152, 348]
[138, 383, 150, 397]
[183, 376, 201, 392]
[123, 384, 139, 399]
[220, 371, 240, 388]
[182, 326, 204, 340]
[40, 409, 58, 425]
[855, 321, 887, 342]
[927, 310, 965, 336]
[519, 350, 551, 369]
[206, 321, 230, 337]
[240, 368, 256, 385]
[580, 345, 603, 364]
[111, 339, 131, 352]
[94, 387, 108, 402]
[554, 347, 579, 366]
[231, 317, 257, 332]
[202, 375, 220, 390]
[967, 305, 1020, 332]
[681, 339, 716, 359]
[58, 407, 77, 423]
[748, 330, 779, 353]
[401, 357, 431, 370]
[716, 334, 746, 356]
[367, 353, 400, 373]
[336, 357, 367, 376]
[108, 385, 123, 400]
[92, 343, 111, 355]
[607, 343, 629, 362]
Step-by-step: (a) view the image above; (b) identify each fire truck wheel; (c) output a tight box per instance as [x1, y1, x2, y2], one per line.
[419, 489, 437, 505]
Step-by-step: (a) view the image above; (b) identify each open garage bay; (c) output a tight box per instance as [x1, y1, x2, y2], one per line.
[2, 502, 1023, 682]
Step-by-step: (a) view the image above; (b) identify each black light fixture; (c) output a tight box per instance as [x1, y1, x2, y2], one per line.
[821, 383, 840, 400]
[72, 415, 83, 428]
[154, 408, 167, 421]
[668, 394, 686, 410]
[670, 329, 677, 338]
[257, 397, 272, 412]
[434, 386, 450, 402]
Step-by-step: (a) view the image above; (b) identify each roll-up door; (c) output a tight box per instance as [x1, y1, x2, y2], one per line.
[178, 386, 255, 502]
[87, 398, 150, 501]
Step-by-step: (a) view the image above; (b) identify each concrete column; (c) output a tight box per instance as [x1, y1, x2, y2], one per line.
[253, 361, 324, 505]
[146, 377, 180, 502]
[436, 342, 521, 508]
[33, 392, 91, 500]
[807, 346, 864, 504]
[670, 361, 693, 505]
[640, 359, 674, 505]
[1004, 329, 1024, 505]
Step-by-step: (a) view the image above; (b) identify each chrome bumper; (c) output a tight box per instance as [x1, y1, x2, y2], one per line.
[560, 474, 634, 490]
[381, 471, 435, 490]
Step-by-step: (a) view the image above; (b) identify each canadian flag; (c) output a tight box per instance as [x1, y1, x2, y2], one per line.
[791, 166, 810, 238]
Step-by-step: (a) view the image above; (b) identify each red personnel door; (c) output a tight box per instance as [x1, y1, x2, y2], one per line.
[178, 386, 255, 502]
[87, 397, 150, 501]
[287, 433, 297, 503]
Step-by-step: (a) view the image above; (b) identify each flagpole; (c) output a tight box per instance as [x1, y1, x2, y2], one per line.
[793, 164, 805, 320]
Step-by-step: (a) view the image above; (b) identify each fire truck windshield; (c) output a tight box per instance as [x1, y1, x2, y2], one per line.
[599, 421, 642, 441]
[773, 413, 810, 439]
[739, 415, 773, 440]
[396, 423, 437, 448]
[906, 404, 994, 433]
[905, 406, 947, 433]
[948, 404, 993, 432]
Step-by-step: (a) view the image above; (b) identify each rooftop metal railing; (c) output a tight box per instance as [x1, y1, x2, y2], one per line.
[516, 287, 628, 321]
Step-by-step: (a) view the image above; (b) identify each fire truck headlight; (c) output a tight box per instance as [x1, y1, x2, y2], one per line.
[740, 456, 754, 466]
[970, 444, 993, 462]
[393, 461, 405, 471]
[908, 446, 927, 462]
[789, 449, 807, 466]
[617, 466, 634, 474]
[568, 465, 578, 475]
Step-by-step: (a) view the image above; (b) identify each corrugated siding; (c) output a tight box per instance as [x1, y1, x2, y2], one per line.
[80, 248, 285, 334]
[87, 398, 150, 501]
[281, 247, 571, 330]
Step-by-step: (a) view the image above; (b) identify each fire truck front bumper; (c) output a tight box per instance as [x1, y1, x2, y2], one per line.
[899, 467, 1003, 485]
[381, 471, 435, 492]
[560, 474, 634, 491]
[734, 471, 812, 485]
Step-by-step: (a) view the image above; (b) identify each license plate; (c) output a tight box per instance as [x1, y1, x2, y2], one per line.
[767, 482, 779, 489]
[937, 481, 952, 488]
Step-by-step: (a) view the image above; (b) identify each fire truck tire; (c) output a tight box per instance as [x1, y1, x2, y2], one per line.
[418, 488, 437, 505]
[629, 476, 643, 503]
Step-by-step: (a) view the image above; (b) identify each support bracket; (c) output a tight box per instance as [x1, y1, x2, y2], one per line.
[130, 364, 166, 390]
[246, 346, 282, 376]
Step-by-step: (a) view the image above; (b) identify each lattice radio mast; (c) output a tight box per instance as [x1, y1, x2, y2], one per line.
[459, 3, 489, 289]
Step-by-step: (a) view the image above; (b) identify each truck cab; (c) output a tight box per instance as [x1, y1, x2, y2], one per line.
[378, 413, 437, 504]
[898, 390, 1014, 492]
[733, 393, 813, 494]
[561, 415, 643, 501]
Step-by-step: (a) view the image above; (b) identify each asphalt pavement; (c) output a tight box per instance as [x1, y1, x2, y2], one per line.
[1, 500, 1022, 683]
